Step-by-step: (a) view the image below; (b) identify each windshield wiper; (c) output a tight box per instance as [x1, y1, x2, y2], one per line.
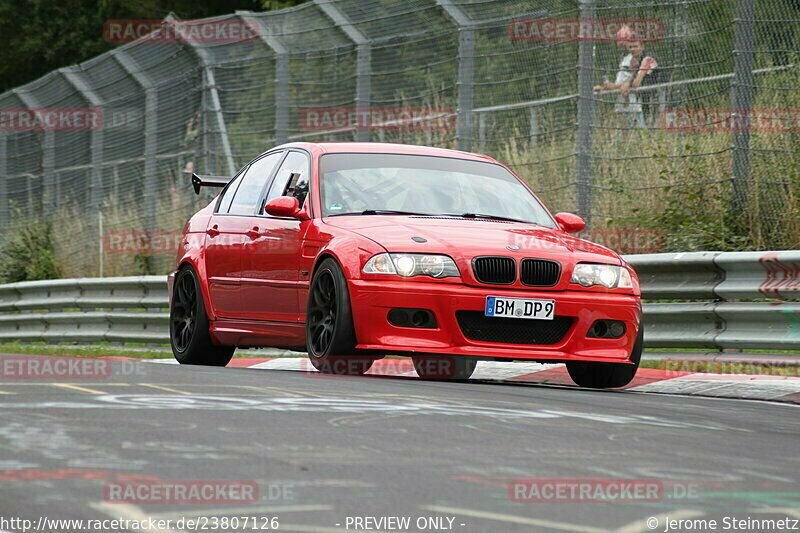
[445, 213, 535, 224]
[328, 209, 433, 217]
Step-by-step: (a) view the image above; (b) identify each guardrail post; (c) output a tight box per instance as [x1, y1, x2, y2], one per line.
[731, 0, 754, 217]
[576, 0, 595, 226]
[315, 0, 371, 143]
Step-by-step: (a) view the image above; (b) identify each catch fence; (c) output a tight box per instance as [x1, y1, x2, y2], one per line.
[0, 0, 798, 278]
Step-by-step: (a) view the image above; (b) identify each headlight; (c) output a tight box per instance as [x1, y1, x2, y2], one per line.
[363, 253, 460, 279]
[570, 263, 633, 289]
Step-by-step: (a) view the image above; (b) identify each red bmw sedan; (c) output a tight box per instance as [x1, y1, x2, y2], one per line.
[169, 142, 642, 388]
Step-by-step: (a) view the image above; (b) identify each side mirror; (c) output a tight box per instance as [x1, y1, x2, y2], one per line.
[554, 212, 586, 233]
[264, 196, 309, 220]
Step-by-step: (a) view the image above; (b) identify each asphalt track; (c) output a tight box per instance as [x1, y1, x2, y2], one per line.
[1, 354, 799, 533]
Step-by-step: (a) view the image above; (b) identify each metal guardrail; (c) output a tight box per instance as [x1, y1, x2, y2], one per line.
[626, 251, 800, 351]
[0, 277, 168, 344]
[0, 252, 797, 351]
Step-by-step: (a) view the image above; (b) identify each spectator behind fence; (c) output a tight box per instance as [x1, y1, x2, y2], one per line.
[621, 40, 667, 126]
[594, 26, 645, 129]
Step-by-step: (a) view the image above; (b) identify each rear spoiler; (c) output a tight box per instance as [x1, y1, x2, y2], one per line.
[190, 173, 233, 195]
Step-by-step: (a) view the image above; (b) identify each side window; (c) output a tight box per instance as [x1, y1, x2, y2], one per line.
[228, 152, 284, 215]
[216, 165, 248, 214]
[264, 151, 310, 210]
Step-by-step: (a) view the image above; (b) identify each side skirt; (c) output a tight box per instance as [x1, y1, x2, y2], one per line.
[210, 318, 306, 349]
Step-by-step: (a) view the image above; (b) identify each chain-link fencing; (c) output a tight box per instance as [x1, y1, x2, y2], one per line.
[0, 0, 798, 278]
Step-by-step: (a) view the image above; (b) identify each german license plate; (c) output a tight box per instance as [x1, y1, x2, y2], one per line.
[485, 296, 555, 320]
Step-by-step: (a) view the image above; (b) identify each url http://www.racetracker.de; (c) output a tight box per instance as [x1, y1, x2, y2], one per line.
[0, 515, 281, 532]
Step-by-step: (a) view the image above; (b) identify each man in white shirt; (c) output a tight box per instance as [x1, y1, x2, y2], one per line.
[593, 26, 647, 128]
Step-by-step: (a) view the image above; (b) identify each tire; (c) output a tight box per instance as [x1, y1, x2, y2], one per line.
[566, 325, 643, 389]
[413, 355, 477, 380]
[170, 265, 235, 366]
[306, 258, 374, 375]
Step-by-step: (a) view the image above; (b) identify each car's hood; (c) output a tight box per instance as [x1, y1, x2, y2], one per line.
[323, 215, 621, 265]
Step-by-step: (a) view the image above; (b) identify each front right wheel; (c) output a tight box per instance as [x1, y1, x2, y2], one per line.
[566, 325, 643, 389]
[306, 258, 374, 375]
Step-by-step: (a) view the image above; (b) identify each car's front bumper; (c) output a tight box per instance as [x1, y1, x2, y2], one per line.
[348, 279, 641, 363]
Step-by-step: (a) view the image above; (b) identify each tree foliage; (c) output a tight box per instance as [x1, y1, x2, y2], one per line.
[0, 0, 304, 93]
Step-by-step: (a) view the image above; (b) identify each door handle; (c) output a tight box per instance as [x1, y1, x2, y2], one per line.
[246, 227, 261, 239]
[206, 225, 220, 238]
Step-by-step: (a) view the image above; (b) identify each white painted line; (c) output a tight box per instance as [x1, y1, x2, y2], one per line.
[89, 502, 182, 533]
[151, 504, 334, 520]
[421, 505, 607, 533]
[250, 359, 308, 371]
[472, 361, 562, 380]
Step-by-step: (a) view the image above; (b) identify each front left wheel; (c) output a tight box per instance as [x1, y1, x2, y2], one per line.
[170, 265, 234, 366]
[306, 258, 374, 375]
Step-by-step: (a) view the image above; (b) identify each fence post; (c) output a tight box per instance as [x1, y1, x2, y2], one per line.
[13, 89, 53, 215]
[437, 0, 474, 152]
[111, 51, 159, 233]
[236, 13, 289, 145]
[60, 68, 104, 223]
[0, 133, 7, 237]
[575, 0, 596, 226]
[315, 0, 371, 142]
[275, 53, 289, 145]
[731, 0, 754, 216]
[164, 14, 236, 177]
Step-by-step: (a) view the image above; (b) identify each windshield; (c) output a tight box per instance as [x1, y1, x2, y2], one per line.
[319, 153, 557, 227]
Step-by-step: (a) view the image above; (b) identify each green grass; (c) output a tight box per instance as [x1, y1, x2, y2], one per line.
[0, 342, 173, 359]
[0, 342, 306, 360]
